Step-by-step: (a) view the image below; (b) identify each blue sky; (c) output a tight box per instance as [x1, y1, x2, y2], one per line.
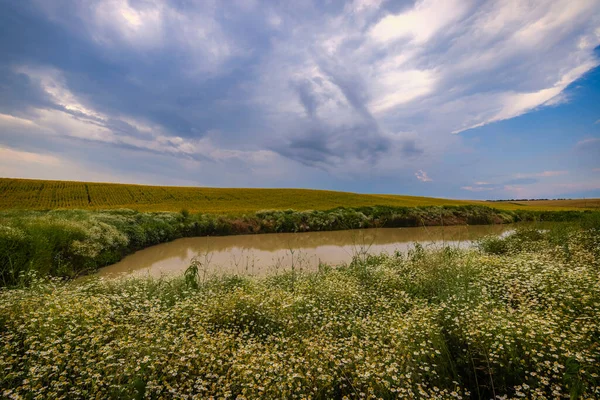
[0, 0, 599, 199]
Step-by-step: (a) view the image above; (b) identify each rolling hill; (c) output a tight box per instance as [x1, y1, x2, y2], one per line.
[0, 177, 597, 213]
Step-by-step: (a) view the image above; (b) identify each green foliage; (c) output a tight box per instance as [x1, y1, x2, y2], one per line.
[477, 220, 599, 258]
[183, 260, 200, 290]
[477, 235, 510, 254]
[180, 208, 190, 220]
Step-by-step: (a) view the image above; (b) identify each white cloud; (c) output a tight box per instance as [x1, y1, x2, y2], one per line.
[93, 0, 165, 48]
[0, 113, 44, 129]
[461, 186, 494, 192]
[15, 65, 106, 123]
[415, 169, 432, 182]
[553, 181, 600, 192]
[515, 170, 568, 178]
[0, 146, 61, 166]
[508, 181, 600, 198]
[36, 0, 236, 75]
[370, 0, 473, 44]
[452, 62, 598, 133]
[0, 145, 199, 186]
[461, 171, 570, 194]
[370, 69, 437, 113]
[348, 0, 384, 15]
[576, 138, 600, 147]
[502, 185, 525, 194]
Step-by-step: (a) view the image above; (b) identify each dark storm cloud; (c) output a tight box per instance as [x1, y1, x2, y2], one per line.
[0, 68, 54, 115]
[293, 80, 320, 118]
[317, 57, 377, 126]
[274, 122, 389, 169]
[400, 139, 424, 157]
[272, 55, 400, 169]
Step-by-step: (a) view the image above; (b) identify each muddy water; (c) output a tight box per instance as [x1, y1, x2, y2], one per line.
[98, 224, 518, 279]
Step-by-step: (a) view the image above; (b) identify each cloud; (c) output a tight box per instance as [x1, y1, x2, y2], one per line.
[415, 170, 432, 182]
[0, 67, 275, 165]
[576, 138, 600, 147]
[503, 185, 525, 194]
[515, 170, 569, 178]
[0, 0, 599, 192]
[452, 62, 598, 133]
[505, 177, 539, 185]
[370, 0, 474, 44]
[461, 182, 500, 192]
[527, 181, 600, 198]
[369, 69, 437, 113]
[463, 170, 569, 193]
[461, 186, 493, 192]
[248, 0, 600, 172]
[0, 146, 61, 166]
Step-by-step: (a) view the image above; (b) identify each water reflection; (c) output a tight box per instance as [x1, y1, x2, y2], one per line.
[98, 224, 516, 279]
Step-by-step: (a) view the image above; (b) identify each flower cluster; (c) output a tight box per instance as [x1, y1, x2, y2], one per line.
[0, 226, 598, 398]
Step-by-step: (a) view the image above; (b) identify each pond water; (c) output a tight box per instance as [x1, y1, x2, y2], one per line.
[98, 224, 518, 279]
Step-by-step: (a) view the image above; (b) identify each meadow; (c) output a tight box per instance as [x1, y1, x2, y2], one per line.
[1, 221, 599, 399]
[1, 178, 598, 213]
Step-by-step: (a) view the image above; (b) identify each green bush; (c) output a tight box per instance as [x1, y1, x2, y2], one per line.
[477, 235, 510, 254]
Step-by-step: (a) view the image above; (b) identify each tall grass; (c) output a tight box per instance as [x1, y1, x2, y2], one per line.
[1, 223, 598, 398]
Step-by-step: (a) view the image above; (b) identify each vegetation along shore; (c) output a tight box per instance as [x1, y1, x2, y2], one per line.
[1, 205, 597, 287]
[1, 218, 599, 398]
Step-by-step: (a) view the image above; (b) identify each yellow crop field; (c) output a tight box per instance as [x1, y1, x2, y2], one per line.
[492, 199, 600, 209]
[0, 177, 597, 213]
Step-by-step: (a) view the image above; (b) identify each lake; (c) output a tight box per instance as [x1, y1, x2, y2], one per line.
[98, 224, 519, 278]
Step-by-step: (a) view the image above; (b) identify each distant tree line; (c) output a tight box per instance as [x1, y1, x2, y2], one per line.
[486, 198, 572, 202]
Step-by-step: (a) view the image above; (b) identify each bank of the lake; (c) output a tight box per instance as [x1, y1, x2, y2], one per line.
[1, 222, 599, 398]
[0, 205, 596, 286]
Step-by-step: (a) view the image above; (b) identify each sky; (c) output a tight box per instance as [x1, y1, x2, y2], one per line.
[0, 0, 599, 200]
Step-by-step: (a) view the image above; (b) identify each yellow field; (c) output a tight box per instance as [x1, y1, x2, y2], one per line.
[0, 177, 597, 213]
[493, 199, 600, 209]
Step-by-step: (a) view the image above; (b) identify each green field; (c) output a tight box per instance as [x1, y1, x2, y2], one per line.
[1, 178, 597, 213]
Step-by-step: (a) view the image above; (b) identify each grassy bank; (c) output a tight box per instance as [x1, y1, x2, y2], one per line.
[1, 222, 599, 398]
[1, 206, 596, 286]
[2, 177, 598, 213]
